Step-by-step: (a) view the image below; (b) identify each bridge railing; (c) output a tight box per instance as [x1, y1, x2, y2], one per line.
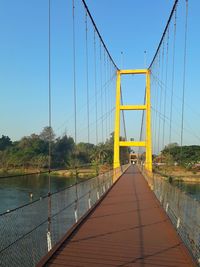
[0, 164, 129, 267]
[113, 163, 130, 182]
[138, 165, 200, 265]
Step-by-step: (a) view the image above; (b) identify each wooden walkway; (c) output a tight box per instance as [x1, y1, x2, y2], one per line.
[45, 166, 196, 266]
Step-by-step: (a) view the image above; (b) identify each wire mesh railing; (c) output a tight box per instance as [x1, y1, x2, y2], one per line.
[138, 164, 200, 265]
[0, 165, 129, 267]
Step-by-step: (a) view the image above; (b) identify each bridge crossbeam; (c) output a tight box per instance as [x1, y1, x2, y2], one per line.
[120, 105, 146, 110]
[119, 141, 146, 147]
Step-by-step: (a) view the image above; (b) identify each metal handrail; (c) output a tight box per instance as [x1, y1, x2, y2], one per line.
[138, 164, 200, 265]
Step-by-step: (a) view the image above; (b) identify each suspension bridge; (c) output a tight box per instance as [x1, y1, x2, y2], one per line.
[0, 0, 199, 266]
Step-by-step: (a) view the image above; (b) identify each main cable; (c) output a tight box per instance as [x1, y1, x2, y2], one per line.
[81, 0, 118, 70]
[149, 0, 179, 68]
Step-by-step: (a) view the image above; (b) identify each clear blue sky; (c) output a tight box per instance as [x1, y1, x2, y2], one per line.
[0, 0, 200, 150]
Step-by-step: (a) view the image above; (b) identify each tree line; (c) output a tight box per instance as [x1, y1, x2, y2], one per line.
[161, 143, 200, 168]
[0, 127, 129, 172]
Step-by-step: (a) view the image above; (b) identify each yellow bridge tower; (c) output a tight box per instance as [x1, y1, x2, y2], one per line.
[113, 69, 152, 173]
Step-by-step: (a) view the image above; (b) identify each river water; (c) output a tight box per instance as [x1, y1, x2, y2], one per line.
[0, 173, 110, 267]
[0, 174, 77, 214]
[175, 181, 200, 201]
[0, 173, 199, 215]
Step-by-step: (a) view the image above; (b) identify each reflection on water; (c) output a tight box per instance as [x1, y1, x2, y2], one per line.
[175, 181, 200, 201]
[0, 175, 77, 214]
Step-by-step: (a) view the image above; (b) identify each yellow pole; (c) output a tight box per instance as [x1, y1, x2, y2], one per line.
[145, 70, 152, 172]
[113, 68, 152, 179]
[113, 70, 121, 170]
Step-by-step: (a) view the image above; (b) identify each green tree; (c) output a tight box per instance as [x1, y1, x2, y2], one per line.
[75, 142, 95, 164]
[0, 135, 12, 151]
[39, 126, 55, 142]
[162, 144, 200, 167]
[53, 135, 75, 167]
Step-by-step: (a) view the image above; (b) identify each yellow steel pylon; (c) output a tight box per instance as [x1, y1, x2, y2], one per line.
[113, 69, 152, 173]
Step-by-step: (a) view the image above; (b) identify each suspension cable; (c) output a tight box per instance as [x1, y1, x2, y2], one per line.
[162, 28, 169, 149]
[120, 87, 127, 141]
[85, 11, 90, 143]
[180, 0, 188, 148]
[154, 52, 161, 154]
[151, 63, 158, 154]
[94, 29, 98, 144]
[100, 42, 103, 142]
[72, 0, 78, 215]
[169, 8, 177, 145]
[139, 88, 146, 160]
[47, 0, 52, 244]
[109, 60, 112, 136]
[106, 55, 111, 136]
[157, 41, 165, 153]
[72, 0, 77, 144]
[104, 50, 108, 139]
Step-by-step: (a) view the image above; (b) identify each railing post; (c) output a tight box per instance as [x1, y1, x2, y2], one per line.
[97, 172, 100, 199]
[88, 191, 91, 209]
[166, 202, 169, 212]
[47, 230, 52, 252]
[74, 201, 78, 223]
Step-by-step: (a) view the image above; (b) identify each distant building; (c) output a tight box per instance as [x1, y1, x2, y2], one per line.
[129, 153, 137, 164]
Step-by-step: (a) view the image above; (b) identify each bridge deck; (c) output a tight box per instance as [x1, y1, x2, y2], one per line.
[45, 166, 196, 266]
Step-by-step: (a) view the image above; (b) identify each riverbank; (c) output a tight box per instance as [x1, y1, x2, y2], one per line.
[51, 169, 95, 179]
[0, 168, 42, 177]
[0, 164, 111, 179]
[51, 164, 111, 178]
[0, 168, 94, 179]
[154, 165, 200, 183]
